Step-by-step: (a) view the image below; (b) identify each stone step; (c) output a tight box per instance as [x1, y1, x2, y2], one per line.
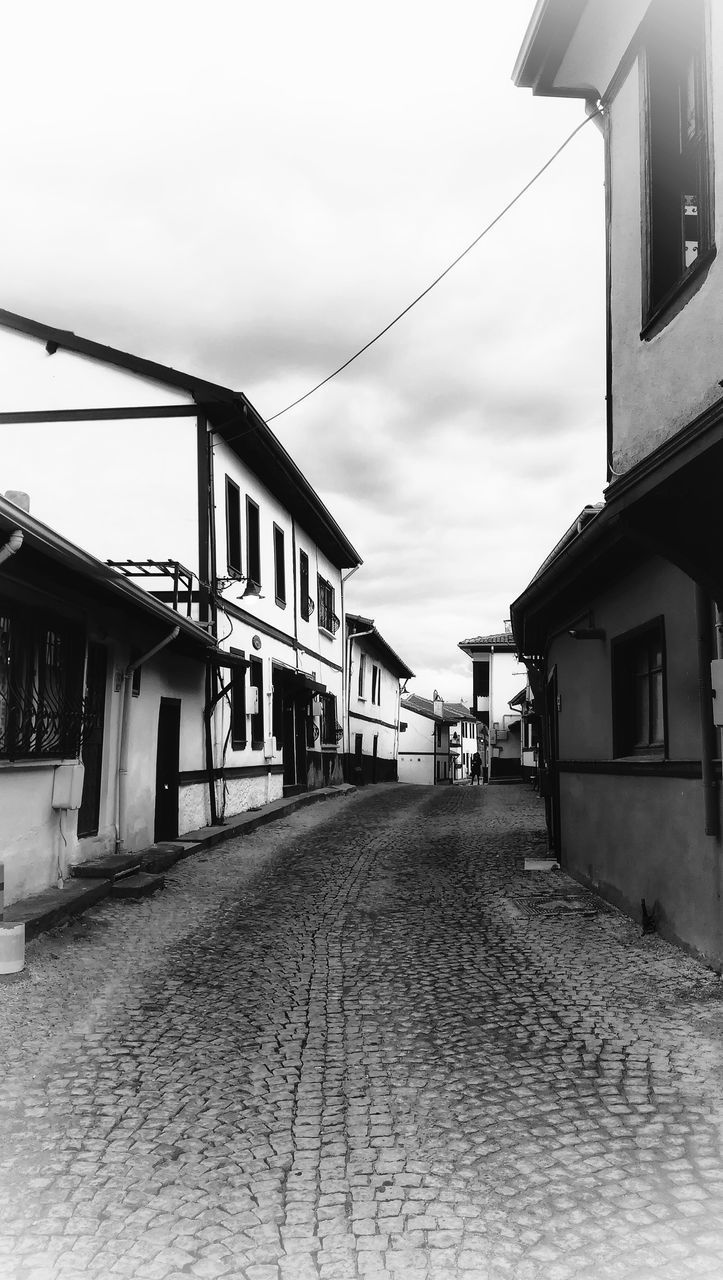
[112, 872, 165, 900]
[140, 843, 187, 874]
[70, 854, 141, 882]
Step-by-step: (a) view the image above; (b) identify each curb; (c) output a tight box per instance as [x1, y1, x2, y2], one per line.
[5, 784, 356, 943]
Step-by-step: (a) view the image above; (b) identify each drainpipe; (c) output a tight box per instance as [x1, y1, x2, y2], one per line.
[0, 529, 23, 567]
[116, 625, 180, 853]
[695, 586, 719, 838]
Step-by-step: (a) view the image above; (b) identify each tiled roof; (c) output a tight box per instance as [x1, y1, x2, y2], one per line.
[346, 613, 414, 679]
[458, 631, 517, 651]
[401, 694, 461, 724]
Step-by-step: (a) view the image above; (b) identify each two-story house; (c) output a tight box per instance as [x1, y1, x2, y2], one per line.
[345, 613, 414, 784]
[398, 694, 459, 786]
[0, 490, 218, 906]
[0, 310, 362, 828]
[458, 626, 526, 779]
[511, 0, 723, 968]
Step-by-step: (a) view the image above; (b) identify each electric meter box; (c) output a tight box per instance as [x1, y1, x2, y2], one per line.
[312, 697, 323, 716]
[247, 687, 259, 716]
[712, 660, 723, 726]
[51, 762, 86, 810]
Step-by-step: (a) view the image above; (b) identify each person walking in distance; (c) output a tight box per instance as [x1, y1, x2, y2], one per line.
[470, 750, 482, 785]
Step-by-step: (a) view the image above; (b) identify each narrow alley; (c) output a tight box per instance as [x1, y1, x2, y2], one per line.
[1, 784, 723, 1280]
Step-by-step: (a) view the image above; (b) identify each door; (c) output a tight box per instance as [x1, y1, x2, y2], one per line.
[77, 641, 107, 838]
[372, 733, 378, 783]
[282, 697, 296, 787]
[154, 698, 181, 841]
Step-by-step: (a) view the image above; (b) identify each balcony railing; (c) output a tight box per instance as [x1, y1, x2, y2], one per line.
[318, 605, 340, 635]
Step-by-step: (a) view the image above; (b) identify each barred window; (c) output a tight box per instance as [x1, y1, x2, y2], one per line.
[0, 604, 85, 760]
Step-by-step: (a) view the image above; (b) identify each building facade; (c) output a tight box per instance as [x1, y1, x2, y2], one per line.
[0, 311, 362, 825]
[345, 614, 414, 784]
[398, 694, 458, 786]
[458, 627, 525, 779]
[512, 0, 723, 968]
[0, 492, 217, 906]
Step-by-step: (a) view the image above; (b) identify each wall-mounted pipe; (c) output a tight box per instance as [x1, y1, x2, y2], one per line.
[0, 528, 23, 567]
[116, 625, 180, 853]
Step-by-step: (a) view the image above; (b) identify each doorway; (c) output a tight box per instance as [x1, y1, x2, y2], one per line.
[154, 698, 181, 841]
[78, 641, 107, 838]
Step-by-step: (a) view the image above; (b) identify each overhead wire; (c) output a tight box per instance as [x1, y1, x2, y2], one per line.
[217, 107, 601, 444]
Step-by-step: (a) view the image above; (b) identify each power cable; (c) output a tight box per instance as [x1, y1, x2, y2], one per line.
[265, 108, 601, 423]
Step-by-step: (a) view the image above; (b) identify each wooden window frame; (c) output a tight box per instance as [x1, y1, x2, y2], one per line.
[230, 649, 247, 750]
[358, 651, 366, 699]
[640, 0, 715, 335]
[246, 497, 261, 588]
[300, 549, 311, 621]
[249, 655, 264, 749]
[611, 616, 667, 758]
[225, 476, 243, 578]
[273, 524, 286, 607]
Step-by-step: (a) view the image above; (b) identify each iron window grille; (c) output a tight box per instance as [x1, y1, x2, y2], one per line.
[0, 607, 87, 760]
[317, 576, 340, 634]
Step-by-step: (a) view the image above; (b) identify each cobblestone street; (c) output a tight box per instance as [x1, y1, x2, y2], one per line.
[1, 783, 723, 1280]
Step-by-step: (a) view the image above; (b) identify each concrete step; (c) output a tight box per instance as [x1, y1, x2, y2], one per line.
[70, 854, 141, 882]
[111, 872, 165, 900]
[3, 878, 112, 940]
[140, 843, 187, 874]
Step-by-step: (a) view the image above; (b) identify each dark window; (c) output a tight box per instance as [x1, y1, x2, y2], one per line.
[225, 476, 242, 576]
[358, 652, 366, 698]
[436, 724, 442, 747]
[246, 497, 260, 586]
[273, 525, 286, 605]
[371, 664, 381, 706]
[354, 732, 363, 765]
[249, 656, 264, 748]
[230, 653, 247, 749]
[320, 692, 339, 745]
[644, 0, 713, 320]
[612, 619, 666, 756]
[300, 550, 311, 621]
[317, 576, 339, 634]
[0, 604, 85, 760]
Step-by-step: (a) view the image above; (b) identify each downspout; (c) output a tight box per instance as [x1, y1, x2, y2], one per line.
[695, 586, 719, 838]
[116, 625, 180, 853]
[198, 413, 219, 827]
[0, 529, 23, 567]
[346, 625, 375, 781]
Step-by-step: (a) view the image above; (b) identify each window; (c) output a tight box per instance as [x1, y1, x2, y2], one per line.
[273, 525, 286, 606]
[249, 656, 264, 748]
[0, 604, 85, 760]
[320, 692, 339, 745]
[643, 0, 713, 322]
[436, 724, 442, 747]
[317, 576, 339, 634]
[358, 652, 367, 698]
[225, 477, 242, 577]
[230, 654, 247, 749]
[300, 549, 312, 621]
[246, 497, 260, 586]
[612, 619, 666, 756]
[354, 732, 363, 765]
[371, 664, 381, 706]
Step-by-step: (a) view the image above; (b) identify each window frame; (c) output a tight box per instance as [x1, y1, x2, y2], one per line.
[249, 655, 264, 749]
[225, 476, 243, 578]
[273, 523, 286, 607]
[246, 496, 261, 588]
[358, 651, 367, 699]
[300, 549, 311, 621]
[317, 575, 339, 635]
[0, 602, 85, 761]
[230, 649, 247, 750]
[640, 0, 715, 334]
[611, 616, 668, 758]
[371, 663, 381, 706]
[320, 692, 339, 746]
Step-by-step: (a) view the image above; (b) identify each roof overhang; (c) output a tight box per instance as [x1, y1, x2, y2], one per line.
[513, 0, 589, 98]
[346, 613, 414, 680]
[0, 496, 215, 657]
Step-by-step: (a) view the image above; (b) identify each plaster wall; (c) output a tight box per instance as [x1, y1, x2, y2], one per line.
[0, 328, 195, 412]
[549, 557, 700, 763]
[556, 0, 649, 99]
[2, 413, 199, 572]
[561, 771, 722, 967]
[398, 709, 448, 785]
[0, 763, 71, 903]
[347, 637, 401, 763]
[607, 11, 723, 472]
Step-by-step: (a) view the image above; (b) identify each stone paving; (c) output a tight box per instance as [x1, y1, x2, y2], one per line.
[1, 783, 723, 1279]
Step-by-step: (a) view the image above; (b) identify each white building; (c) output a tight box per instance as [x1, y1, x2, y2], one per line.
[398, 694, 459, 785]
[0, 310, 362, 822]
[458, 627, 525, 779]
[345, 614, 414, 783]
[0, 492, 217, 905]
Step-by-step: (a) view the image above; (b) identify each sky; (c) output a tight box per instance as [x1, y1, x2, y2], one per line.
[0, 0, 607, 704]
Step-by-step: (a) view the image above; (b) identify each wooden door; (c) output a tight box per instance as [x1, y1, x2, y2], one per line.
[154, 698, 181, 841]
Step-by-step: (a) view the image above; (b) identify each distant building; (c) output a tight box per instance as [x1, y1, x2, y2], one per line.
[345, 614, 414, 784]
[398, 694, 458, 785]
[458, 626, 524, 780]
